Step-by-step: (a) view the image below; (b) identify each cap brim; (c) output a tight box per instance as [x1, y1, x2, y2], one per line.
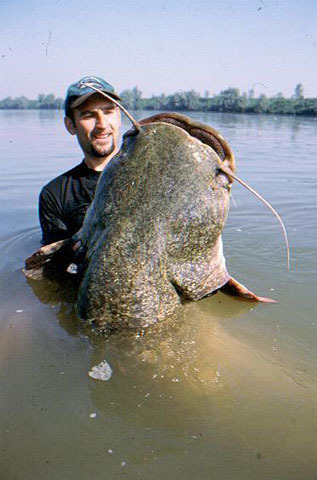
[70, 91, 121, 109]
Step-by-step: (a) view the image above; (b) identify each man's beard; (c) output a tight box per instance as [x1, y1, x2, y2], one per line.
[88, 137, 115, 158]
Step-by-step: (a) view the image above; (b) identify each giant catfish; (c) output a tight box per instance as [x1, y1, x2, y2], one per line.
[25, 112, 280, 334]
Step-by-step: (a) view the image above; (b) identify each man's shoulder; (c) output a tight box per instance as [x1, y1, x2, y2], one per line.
[40, 162, 85, 196]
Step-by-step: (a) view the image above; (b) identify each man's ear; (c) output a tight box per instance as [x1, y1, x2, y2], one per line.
[64, 116, 76, 135]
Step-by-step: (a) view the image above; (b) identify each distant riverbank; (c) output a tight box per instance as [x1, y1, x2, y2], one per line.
[1, 84, 316, 117]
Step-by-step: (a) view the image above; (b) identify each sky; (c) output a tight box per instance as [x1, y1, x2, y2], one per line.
[1, 0, 316, 100]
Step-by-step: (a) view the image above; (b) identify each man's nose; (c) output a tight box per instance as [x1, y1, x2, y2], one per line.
[95, 110, 108, 129]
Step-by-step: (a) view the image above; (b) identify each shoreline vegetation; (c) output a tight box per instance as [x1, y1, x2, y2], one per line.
[1, 84, 316, 116]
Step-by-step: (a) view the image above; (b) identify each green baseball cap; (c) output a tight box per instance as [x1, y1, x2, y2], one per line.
[64, 76, 121, 113]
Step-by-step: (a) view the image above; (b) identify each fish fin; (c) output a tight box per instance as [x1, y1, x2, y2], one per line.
[23, 266, 45, 281]
[219, 277, 277, 303]
[24, 238, 74, 280]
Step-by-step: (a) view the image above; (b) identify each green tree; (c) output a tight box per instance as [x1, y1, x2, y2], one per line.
[254, 94, 269, 113]
[169, 91, 187, 110]
[1, 85, 317, 117]
[0, 96, 15, 109]
[268, 92, 289, 114]
[218, 88, 240, 111]
[120, 89, 135, 109]
[132, 86, 142, 109]
[38, 94, 46, 104]
[120, 87, 143, 109]
[235, 92, 248, 112]
[185, 90, 201, 110]
[293, 83, 304, 99]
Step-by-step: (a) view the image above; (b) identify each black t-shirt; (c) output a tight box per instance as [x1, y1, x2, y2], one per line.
[39, 161, 101, 245]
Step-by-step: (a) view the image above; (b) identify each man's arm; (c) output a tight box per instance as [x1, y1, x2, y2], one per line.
[39, 187, 69, 245]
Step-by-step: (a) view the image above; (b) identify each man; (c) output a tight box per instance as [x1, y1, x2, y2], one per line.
[39, 76, 122, 245]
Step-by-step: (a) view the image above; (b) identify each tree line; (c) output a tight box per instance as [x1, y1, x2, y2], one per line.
[0, 84, 316, 116]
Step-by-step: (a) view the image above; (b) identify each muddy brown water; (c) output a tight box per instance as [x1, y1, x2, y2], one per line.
[1, 110, 316, 479]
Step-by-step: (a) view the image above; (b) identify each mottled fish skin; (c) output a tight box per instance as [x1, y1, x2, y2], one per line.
[77, 122, 231, 330]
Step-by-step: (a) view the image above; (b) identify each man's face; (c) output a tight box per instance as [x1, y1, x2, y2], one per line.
[66, 94, 121, 159]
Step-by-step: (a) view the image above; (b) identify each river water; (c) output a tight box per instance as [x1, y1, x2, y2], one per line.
[1, 110, 316, 480]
